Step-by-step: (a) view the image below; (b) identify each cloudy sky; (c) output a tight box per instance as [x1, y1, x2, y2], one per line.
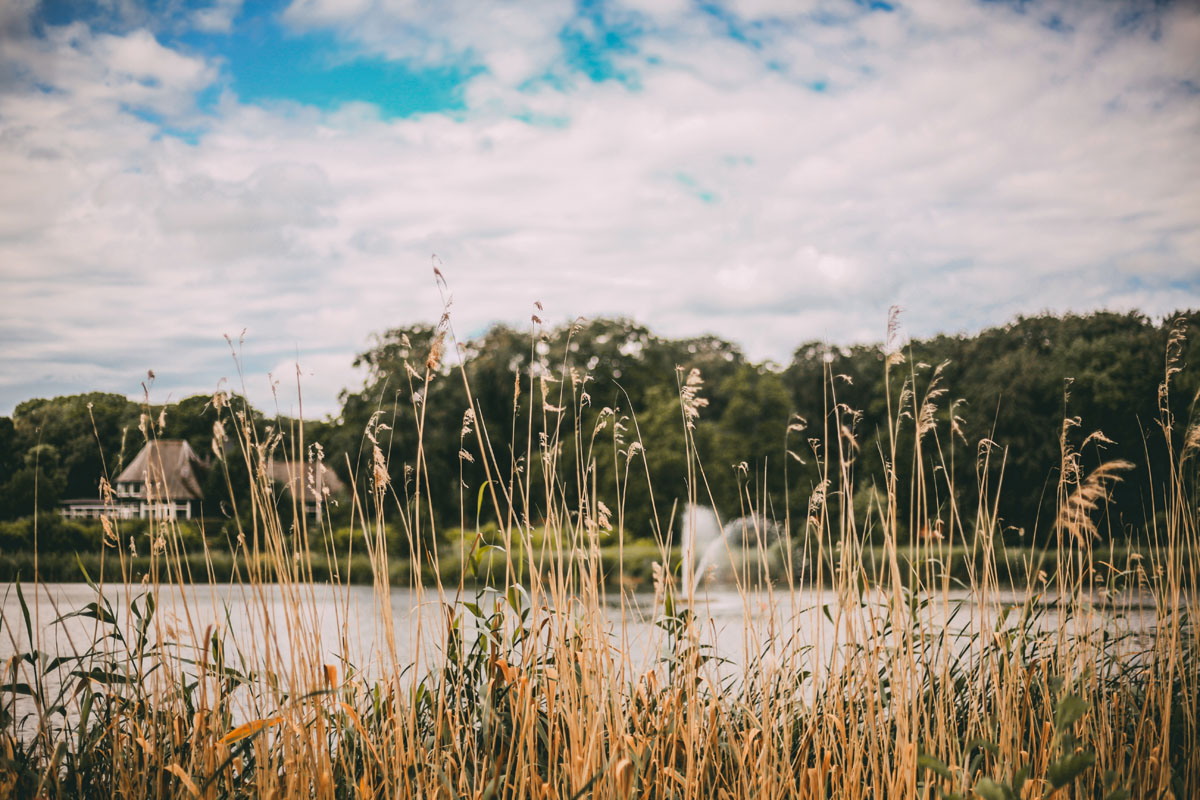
[1, 0, 1198, 417]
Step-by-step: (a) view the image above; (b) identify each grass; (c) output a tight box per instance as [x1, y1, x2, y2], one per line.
[1, 310, 1197, 799]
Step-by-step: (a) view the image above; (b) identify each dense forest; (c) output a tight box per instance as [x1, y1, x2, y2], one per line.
[1, 310, 1196, 550]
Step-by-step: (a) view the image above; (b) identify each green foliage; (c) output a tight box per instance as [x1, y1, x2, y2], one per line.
[6, 392, 141, 501]
[0, 466, 62, 518]
[1, 310, 1197, 544]
[329, 310, 1199, 546]
[784, 311, 1200, 544]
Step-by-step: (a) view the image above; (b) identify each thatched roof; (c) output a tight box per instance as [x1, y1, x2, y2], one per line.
[115, 439, 204, 501]
[264, 456, 346, 501]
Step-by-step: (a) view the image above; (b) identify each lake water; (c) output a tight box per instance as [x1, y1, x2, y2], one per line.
[0, 580, 1167, 741]
[2, 582, 844, 677]
[2, 581, 1161, 679]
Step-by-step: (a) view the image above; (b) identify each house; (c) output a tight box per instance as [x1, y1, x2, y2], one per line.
[264, 455, 346, 516]
[59, 437, 345, 521]
[114, 439, 205, 519]
[58, 497, 134, 520]
[60, 439, 204, 520]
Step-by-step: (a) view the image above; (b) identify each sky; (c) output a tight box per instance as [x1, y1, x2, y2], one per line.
[1, 0, 1198, 418]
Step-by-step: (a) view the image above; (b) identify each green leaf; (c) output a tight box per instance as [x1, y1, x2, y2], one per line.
[1012, 766, 1029, 797]
[74, 552, 100, 589]
[54, 601, 117, 626]
[506, 584, 529, 614]
[15, 580, 33, 646]
[1102, 790, 1130, 800]
[70, 667, 136, 686]
[974, 777, 1012, 800]
[967, 737, 1001, 756]
[476, 481, 490, 518]
[1045, 751, 1096, 791]
[918, 753, 954, 782]
[44, 654, 78, 672]
[1054, 693, 1088, 732]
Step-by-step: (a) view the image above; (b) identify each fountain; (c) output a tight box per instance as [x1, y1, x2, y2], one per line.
[680, 503, 722, 594]
[680, 503, 783, 593]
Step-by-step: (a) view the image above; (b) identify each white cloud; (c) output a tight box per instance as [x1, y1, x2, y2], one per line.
[1, 21, 215, 121]
[0, 1, 1198, 417]
[191, 0, 245, 34]
[282, 0, 576, 81]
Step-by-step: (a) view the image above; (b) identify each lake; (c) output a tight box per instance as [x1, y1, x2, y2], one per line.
[2, 580, 1160, 679]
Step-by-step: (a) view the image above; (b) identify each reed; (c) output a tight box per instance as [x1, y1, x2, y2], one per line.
[1, 311, 1195, 799]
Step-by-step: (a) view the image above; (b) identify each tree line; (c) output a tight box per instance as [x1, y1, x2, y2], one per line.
[1, 310, 1195, 547]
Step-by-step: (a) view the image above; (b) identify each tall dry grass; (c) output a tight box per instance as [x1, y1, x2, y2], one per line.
[1, 310, 1196, 799]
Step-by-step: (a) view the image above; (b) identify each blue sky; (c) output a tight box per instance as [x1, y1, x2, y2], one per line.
[1, 0, 1198, 416]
